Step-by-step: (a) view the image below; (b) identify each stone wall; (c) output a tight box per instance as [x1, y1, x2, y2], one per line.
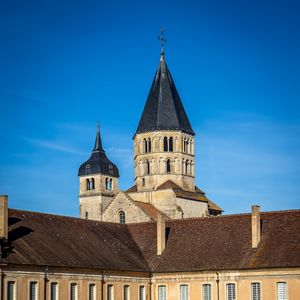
[134, 131, 195, 192]
[102, 192, 151, 223]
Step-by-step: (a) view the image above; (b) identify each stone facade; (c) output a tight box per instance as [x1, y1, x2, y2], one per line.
[2, 267, 300, 300]
[134, 131, 195, 192]
[102, 192, 151, 223]
[79, 174, 118, 221]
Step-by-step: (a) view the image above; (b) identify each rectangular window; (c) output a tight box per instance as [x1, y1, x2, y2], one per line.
[139, 286, 145, 300]
[251, 282, 261, 300]
[70, 283, 78, 300]
[277, 282, 288, 300]
[158, 285, 166, 300]
[107, 284, 113, 300]
[50, 282, 58, 300]
[89, 284, 96, 300]
[202, 284, 211, 300]
[180, 284, 189, 300]
[123, 285, 129, 300]
[30, 282, 37, 300]
[7, 281, 15, 300]
[226, 283, 236, 300]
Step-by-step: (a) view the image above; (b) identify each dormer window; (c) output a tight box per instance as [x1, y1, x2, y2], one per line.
[85, 164, 91, 175]
[109, 165, 114, 175]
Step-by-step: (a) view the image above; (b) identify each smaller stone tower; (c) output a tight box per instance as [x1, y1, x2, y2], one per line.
[78, 125, 119, 220]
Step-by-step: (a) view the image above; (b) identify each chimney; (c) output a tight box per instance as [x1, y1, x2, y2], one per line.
[251, 205, 261, 248]
[0, 195, 8, 240]
[157, 213, 166, 255]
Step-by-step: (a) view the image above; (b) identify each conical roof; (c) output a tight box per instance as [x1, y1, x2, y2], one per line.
[135, 54, 195, 136]
[78, 126, 119, 177]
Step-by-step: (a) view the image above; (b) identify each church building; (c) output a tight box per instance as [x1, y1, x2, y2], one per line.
[78, 51, 222, 224]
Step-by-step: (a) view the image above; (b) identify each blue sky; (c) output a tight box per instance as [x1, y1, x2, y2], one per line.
[0, 0, 299, 216]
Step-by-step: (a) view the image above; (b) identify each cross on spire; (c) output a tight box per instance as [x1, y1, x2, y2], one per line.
[158, 27, 167, 56]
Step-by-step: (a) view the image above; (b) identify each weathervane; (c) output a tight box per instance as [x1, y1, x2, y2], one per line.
[158, 27, 167, 55]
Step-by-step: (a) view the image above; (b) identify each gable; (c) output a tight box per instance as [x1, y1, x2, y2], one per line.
[102, 192, 151, 223]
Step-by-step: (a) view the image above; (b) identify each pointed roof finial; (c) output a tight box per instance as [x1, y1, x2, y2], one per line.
[93, 121, 103, 152]
[158, 27, 167, 59]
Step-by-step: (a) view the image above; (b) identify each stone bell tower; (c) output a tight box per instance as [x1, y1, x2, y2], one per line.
[133, 51, 195, 193]
[78, 125, 119, 220]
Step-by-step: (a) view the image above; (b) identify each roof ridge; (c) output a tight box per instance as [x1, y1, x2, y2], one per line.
[8, 208, 124, 225]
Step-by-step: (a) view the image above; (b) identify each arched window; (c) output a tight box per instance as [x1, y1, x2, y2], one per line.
[90, 178, 95, 190]
[86, 179, 90, 190]
[109, 178, 113, 190]
[105, 178, 109, 190]
[185, 160, 189, 175]
[169, 137, 173, 152]
[146, 160, 150, 175]
[144, 139, 148, 153]
[119, 210, 126, 224]
[164, 137, 168, 152]
[148, 139, 151, 152]
[166, 159, 171, 174]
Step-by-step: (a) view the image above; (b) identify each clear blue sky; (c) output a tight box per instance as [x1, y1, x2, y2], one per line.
[0, 0, 299, 216]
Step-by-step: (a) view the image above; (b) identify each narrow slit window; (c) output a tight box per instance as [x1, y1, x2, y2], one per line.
[166, 159, 171, 174]
[169, 137, 173, 152]
[123, 285, 129, 300]
[144, 139, 148, 153]
[89, 284, 96, 300]
[7, 281, 15, 300]
[107, 284, 113, 300]
[164, 137, 168, 152]
[70, 283, 78, 300]
[146, 161, 150, 175]
[50, 282, 58, 300]
[29, 282, 37, 300]
[139, 285, 145, 300]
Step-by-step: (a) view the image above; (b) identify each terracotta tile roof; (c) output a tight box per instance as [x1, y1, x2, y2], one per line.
[156, 180, 209, 203]
[3, 209, 300, 273]
[3, 209, 149, 272]
[157, 180, 182, 190]
[126, 185, 138, 193]
[128, 210, 300, 272]
[207, 199, 223, 212]
[133, 202, 170, 221]
[173, 189, 208, 202]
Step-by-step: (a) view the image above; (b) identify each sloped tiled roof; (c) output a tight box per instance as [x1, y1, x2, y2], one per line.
[133, 202, 169, 221]
[129, 210, 300, 272]
[3, 209, 148, 271]
[3, 209, 300, 272]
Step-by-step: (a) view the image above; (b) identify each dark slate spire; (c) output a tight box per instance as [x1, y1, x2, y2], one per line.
[93, 123, 103, 151]
[78, 125, 119, 177]
[135, 54, 195, 136]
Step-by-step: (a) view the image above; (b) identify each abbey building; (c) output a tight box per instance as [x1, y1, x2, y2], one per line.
[78, 52, 222, 223]
[0, 51, 299, 300]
